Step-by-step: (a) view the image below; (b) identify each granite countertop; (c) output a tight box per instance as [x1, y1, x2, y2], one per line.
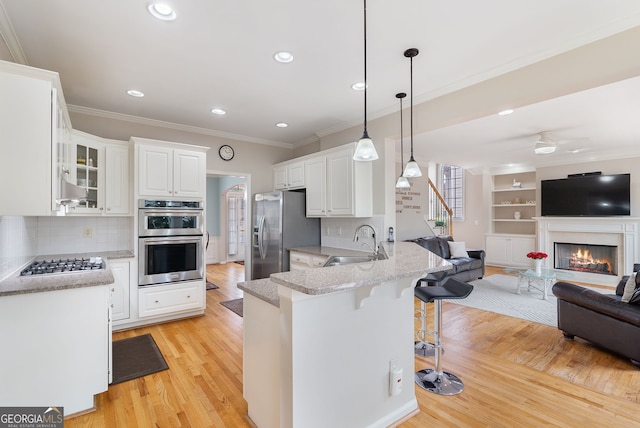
[238, 242, 452, 306]
[238, 278, 280, 307]
[288, 246, 373, 258]
[0, 250, 134, 297]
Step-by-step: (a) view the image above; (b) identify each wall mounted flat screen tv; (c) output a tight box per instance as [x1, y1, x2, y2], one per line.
[541, 173, 631, 216]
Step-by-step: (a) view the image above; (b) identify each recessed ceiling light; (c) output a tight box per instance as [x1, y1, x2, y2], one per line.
[498, 109, 514, 116]
[147, 2, 177, 21]
[273, 51, 294, 63]
[351, 82, 366, 91]
[127, 89, 145, 98]
[211, 108, 226, 115]
[275, 122, 288, 128]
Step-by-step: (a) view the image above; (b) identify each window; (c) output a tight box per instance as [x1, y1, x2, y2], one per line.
[441, 165, 464, 220]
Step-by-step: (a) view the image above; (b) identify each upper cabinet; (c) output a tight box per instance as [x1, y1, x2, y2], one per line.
[305, 144, 372, 218]
[274, 160, 305, 190]
[66, 131, 131, 216]
[0, 61, 70, 216]
[133, 138, 207, 199]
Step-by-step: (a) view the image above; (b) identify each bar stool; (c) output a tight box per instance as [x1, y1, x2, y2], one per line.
[414, 278, 473, 395]
[414, 270, 448, 358]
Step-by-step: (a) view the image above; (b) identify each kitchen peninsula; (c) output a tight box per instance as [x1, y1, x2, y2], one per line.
[239, 241, 451, 428]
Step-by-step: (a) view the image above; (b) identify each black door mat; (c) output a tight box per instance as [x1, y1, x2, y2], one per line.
[206, 281, 219, 290]
[111, 333, 168, 385]
[220, 298, 243, 317]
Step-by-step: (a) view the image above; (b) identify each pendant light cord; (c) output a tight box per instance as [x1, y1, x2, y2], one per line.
[396, 92, 406, 167]
[363, 0, 368, 136]
[409, 53, 414, 160]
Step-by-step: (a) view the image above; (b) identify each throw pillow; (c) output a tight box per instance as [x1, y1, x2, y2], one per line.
[628, 287, 640, 305]
[448, 241, 467, 258]
[621, 273, 637, 303]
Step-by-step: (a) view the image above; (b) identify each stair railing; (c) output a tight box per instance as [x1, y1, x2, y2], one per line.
[427, 178, 453, 236]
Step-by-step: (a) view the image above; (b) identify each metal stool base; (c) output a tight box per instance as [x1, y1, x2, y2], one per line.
[414, 369, 464, 395]
[414, 341, 436, 357]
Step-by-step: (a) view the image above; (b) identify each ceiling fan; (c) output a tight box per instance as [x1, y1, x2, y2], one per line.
[534, 132, 558, 155]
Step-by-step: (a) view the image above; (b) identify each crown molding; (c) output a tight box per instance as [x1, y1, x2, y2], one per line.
[67, 104, 293, 149]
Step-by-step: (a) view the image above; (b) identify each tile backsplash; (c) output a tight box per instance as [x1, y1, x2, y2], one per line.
[37, 216, 133, 255]
[0, 215, 133, 280]
[0, 216, 37, 280]
[321, 216, 386, 251]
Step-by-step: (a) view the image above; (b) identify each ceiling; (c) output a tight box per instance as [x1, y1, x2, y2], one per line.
[2, 0, 640, 172]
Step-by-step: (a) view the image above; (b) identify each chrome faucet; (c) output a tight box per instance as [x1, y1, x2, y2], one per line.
[353, 224, 378, 255]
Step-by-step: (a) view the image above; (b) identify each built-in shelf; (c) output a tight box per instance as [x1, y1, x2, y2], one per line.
[489, 171, 537, 236]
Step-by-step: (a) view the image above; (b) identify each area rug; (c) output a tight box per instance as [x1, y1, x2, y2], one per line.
[447, 274, 606, 327]
[206, 281, 219, 290]
[220, 298, 243, 317]
[111, 334, 169, 385]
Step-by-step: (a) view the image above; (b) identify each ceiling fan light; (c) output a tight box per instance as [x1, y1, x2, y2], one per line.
[395, 176, 410, 188]
[534, 142, 556, 154]
[353, 134, 378, 161]
[403, 159, 422, 177]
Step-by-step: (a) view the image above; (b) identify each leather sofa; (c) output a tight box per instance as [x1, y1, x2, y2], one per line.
[552, 277, 640, 367]
[408, 235, 485, 283]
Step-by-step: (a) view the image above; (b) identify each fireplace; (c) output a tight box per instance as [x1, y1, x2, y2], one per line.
[536, 216, 640, 286]
[554, 242, 617, 276]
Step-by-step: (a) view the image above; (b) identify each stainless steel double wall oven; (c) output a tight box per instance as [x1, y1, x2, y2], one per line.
[138, 199, 205, 286]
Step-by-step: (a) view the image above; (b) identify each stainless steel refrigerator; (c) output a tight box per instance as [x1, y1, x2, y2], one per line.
[251, 191, 320, 280]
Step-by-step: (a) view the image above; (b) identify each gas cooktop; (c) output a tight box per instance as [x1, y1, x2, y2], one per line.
[20, 257, 104, 276]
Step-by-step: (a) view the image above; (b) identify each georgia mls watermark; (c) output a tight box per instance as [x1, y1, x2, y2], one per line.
[0, 407, 64, 428]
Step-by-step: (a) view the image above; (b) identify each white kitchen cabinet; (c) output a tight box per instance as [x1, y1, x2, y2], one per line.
[485, 234, 535, 267]
[136, 140, 207, 198]
[66, 131, 131, 215]
[305, 144, 372, 217]
[305, 156, 327, 216]
[109, 259, 131, 322]
[138, 280, 205, 318]
[105, 143, 131, 215]
[274, 160, 305, 190]
[0, 61, 70, 216]
[289, 251, 328, 270]
[0, 285, 110, 415]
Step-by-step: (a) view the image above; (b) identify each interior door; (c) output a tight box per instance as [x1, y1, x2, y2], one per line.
[226, 188, 246, 262]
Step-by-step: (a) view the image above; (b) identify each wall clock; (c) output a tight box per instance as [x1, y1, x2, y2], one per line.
[218, 144, 234, 161]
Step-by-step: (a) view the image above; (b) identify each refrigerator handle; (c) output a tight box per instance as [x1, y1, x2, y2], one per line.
[257, 215, 267, 260]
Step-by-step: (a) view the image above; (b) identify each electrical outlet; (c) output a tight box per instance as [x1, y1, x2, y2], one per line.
[389, 359, 402, 396]
[83, 227, 93, 238]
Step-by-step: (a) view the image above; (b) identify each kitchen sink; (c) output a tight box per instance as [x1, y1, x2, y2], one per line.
[322, 252, 388, 267]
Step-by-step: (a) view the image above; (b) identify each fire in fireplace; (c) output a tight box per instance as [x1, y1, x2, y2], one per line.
[554, 242, 617, 276]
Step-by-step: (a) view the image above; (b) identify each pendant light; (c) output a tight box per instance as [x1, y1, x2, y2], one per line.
[402, 48, 422, 177]
[353, 0, 379, 161]
[395, 92, 410, 188]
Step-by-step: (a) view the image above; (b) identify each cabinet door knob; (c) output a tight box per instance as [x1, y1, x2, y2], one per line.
[187, 295, 191, 298]
[155, 300, 159, 303]
[107, 208, 111, 211]
[99, 207, 104, 211]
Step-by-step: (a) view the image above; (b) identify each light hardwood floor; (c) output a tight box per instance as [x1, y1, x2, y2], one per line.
[66, 264, 640, 427]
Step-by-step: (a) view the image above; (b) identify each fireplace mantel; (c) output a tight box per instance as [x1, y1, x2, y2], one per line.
[534, 217, 640, 286]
